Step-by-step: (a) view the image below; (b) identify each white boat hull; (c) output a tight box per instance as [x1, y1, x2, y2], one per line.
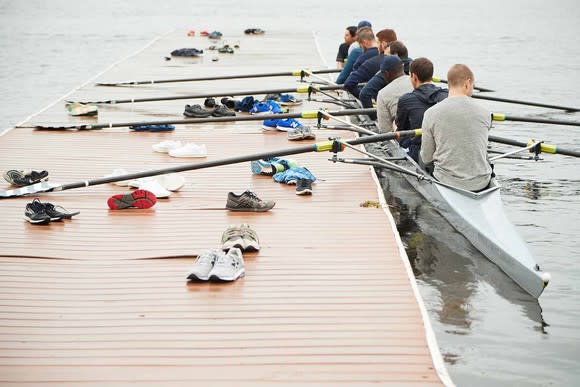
[379, 140, 549, 298]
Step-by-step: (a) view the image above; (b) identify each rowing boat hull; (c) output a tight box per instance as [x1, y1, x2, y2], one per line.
[378, 139, 549, 298]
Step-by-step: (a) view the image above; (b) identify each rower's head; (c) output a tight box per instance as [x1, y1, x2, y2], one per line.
[388, 41, 408, 59]
[447, 64, 475, 97]
[376, 29, 397, 53]
[357, 20, 372, 30]
[344, 26, 357, 45]
[409, 57, 434, 89]
[357, 27, 376, 50]
[381, 55, 404, 83]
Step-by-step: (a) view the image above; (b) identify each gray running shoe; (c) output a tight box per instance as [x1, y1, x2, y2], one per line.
[208, 247, 245, 282]
[296, 179, 313, 195]
[226, 190, 275, 212]
[221, 225, 244, 251]
[301, 126, 316, 140]
[287, 127, 303, 141]
[187, 249, 222, 281]
[240, 224, 260, 251]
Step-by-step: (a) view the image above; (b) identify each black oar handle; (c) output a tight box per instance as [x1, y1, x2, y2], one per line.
[57, 130, 420, 192]
[475, 95, 580, 112]
[69, 84, 348, 105]
[489, 135, 580, 158]
[492, 113, 580, 127]
[96, 69, 341, 86]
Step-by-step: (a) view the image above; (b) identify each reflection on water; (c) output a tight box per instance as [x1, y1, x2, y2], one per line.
[378, 168, 547, 333]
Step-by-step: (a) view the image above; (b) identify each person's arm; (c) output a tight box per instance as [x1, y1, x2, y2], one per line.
[395, 95, 412, 147]
[419, 110, 435, 165]
[344, 71, 362, 99]
[336, 48, 361, 84]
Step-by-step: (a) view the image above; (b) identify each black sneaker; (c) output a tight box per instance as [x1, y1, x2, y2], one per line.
[220, 97, 238, 110]
[4, 169, 49, 187]
[24, 198, 52, 224]
[184, 104, 212, 118]
[296, 179, 313, 195]
[226, 190, 275, 212]
[263, 93, 280, 102]
[204, 97, 216, 108]
[44, 202, 80, 220]
[212, 105, 236, 117]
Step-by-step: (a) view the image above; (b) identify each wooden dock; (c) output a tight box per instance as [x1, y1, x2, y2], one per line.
[0, 30, 451, 386]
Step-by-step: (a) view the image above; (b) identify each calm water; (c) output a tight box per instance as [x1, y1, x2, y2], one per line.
[1, 0, 579, 385]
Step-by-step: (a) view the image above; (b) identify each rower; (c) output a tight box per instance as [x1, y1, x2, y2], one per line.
[335, 26, 357, 69]
[376, 55, 413, 133]
[395, 57, 448, 161]
[420, 64, 493, 192]
[335, 20, 372, 84]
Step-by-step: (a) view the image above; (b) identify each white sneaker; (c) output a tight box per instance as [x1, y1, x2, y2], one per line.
[152, 140, 183, 153]
[104, 168, 131, 186]
[155, 174, 186, 192]
[187, 249, 221, 281]
[208, 248, 245, 282]
[139, 178, 171, 198]
[169, 143, 208, 158]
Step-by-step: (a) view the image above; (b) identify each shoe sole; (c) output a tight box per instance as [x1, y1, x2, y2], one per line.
[183, 111, 212, 118]
[24, 215, 51, 225]
[107, 189, 157, 210]
[225, 206, 274, 212]
[209, 270, 245, 282]
[187, 273, 210, 281]
[261, 125, 278, 131]
[296, 188, 313, 195]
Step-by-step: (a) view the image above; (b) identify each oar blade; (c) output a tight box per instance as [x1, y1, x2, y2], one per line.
[0, 182, 62, 199]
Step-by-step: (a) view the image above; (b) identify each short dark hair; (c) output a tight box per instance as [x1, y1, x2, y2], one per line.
[388, 41, 408, 59]
[409, 57, 433, 82]
[346, 26, 357, 38]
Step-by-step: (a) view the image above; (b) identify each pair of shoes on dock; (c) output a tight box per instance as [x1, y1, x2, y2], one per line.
[183, 104, 235, 118]
[152, 140, 208, 158]
[25, 198, 79, 225]
[221, 224, 260, 251]
[4, 170, 49, 187]
[187, 248, 245, 282]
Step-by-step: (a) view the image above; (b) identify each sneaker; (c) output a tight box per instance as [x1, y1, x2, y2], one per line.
[104, 168, 132, 187]
[240, 224, 260, 251]
[249, 102, 272, 115]
[208, 31, 223, 40]
[208, 248, 245, 282]
[204, 97, 216, 108]
[221, 226, 245, 251]
[200, 31, 209, 37]
[169, 143, 207, 158]
[138, 178, 172, 199]
[276, 118, 302, 132]
[244, 28, 265, 35]
[266, 100, 284, 114]
[24, 198, 52, 224]
[287, 127, 303, 141]
[4, 170, 49, 187]
[220, 97, 238, 109]
[107, 189, 157, 210]
[155, 174, 186, 192]
[262, 118, 280, 131]
[279, 94, 302, 106]
[251, 158, 298, 176]
[234, 96, 255, 112]
[184, 104, 212, 118]
[152, 140, 183, 153]
[130, 124, 175, 132]
[226, 190, 275, 212]
[212, 105, 236, 117]
[296, 179, 313, 195]
[262, 93, 280, 102]
[65, 102, 98, 116]
[187, 249, 222, 281]
[301, 126, 316, 140]
[43, 202, 80, 219]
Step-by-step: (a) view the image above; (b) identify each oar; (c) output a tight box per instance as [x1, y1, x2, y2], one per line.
[33, 108, 376, 130]
[68, 84, 348, 105]
[0, 130, 422, 199]
[488, 135, 580, 158]
[475, 95, 580, 112]
[96, 69, 341, 86]
[431, 76, 494, 92]
[492, 113, 580, 127]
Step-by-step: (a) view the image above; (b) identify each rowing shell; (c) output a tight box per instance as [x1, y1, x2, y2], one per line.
[375, 138, 550, 298]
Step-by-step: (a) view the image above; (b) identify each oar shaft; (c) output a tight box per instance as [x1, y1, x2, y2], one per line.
[476, 95, 580, 112]
[492, 113, 580, 127]
[97, 69, 341, 86]
[488, 135, 580, 157]
[36, 108, 377, 130]
[58, 130, 420, 192]
[70, 84, 346, 105]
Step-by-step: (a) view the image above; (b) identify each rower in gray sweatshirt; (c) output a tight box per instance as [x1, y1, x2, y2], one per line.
[420, 64, 492, 192]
